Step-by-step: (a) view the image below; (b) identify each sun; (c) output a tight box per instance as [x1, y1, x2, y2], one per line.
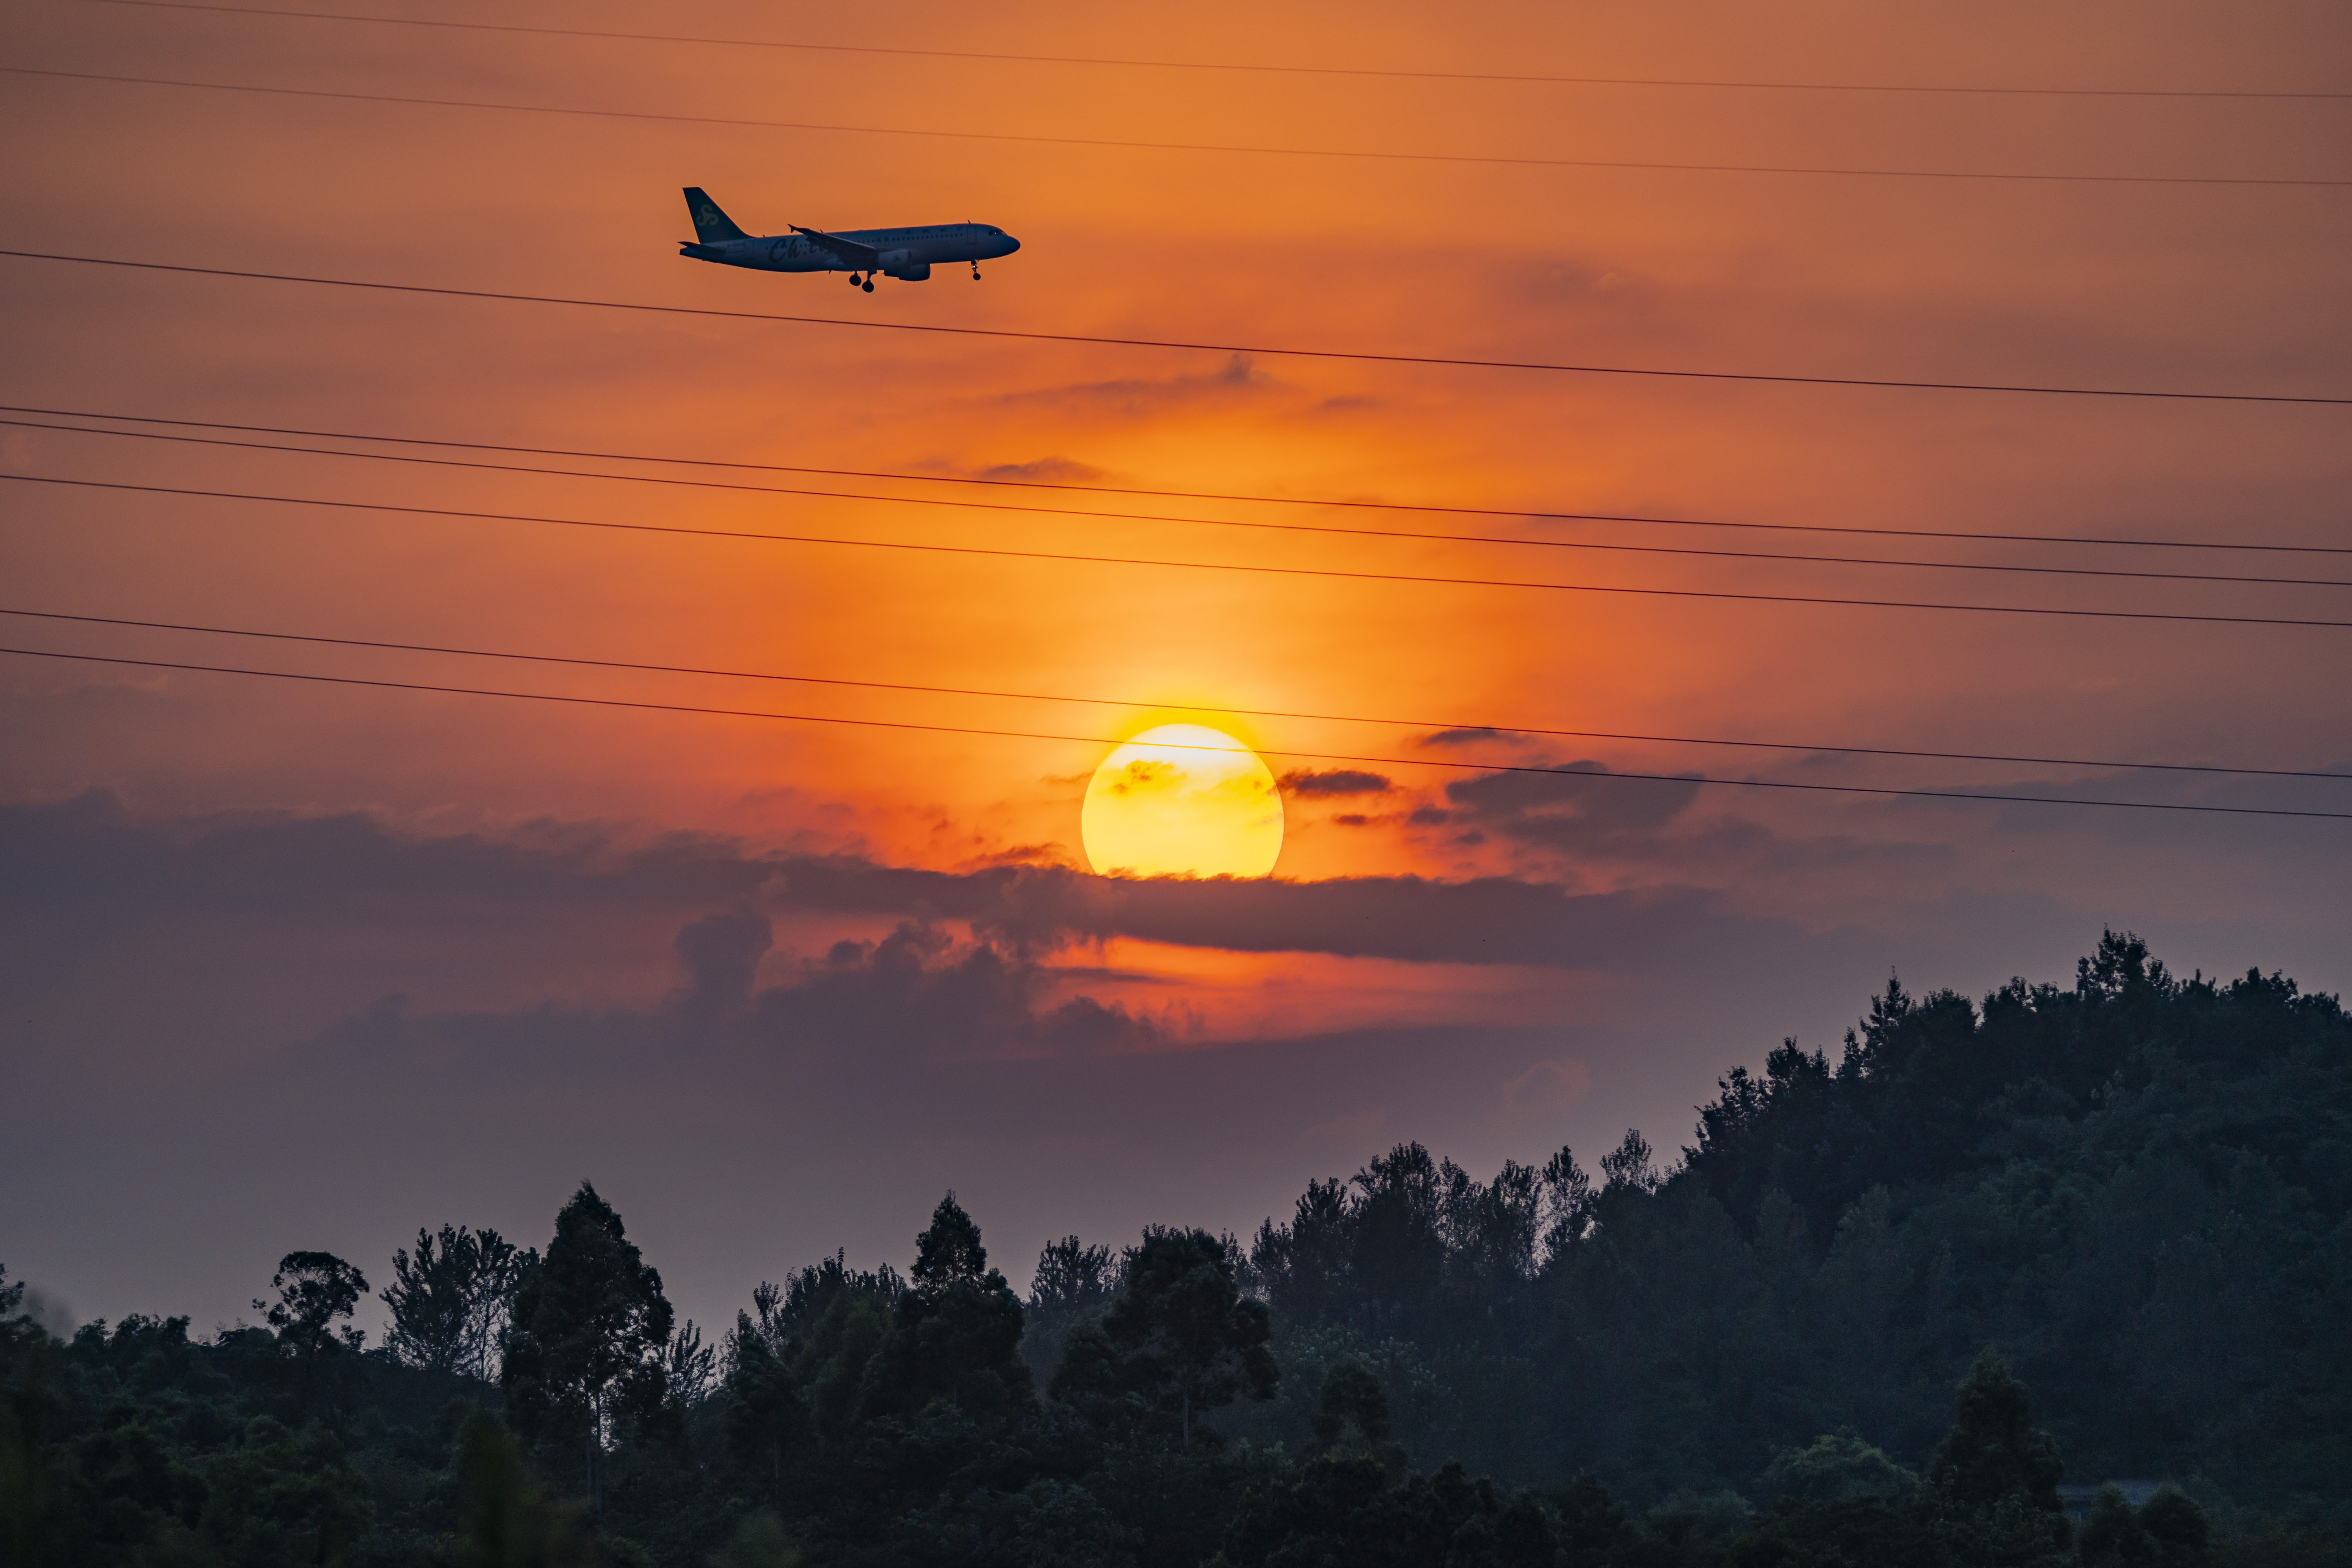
[1080, 723, 1284, 878]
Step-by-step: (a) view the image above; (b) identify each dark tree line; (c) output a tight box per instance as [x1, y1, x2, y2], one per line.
[3, 933, 2347, 1566]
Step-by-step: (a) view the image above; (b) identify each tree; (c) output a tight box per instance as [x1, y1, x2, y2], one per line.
[658, 1319, 716, 1408]
[381, 1225, 533, 1381]
[196, 1414, 376, 1566]
[501, 1183, 675, 1512]
[858, 1193, 1032, 1420]
[710, 1510, 806, 1568]
[1537, 1147, 1594, 1262]
[254, 1251, 367, 1418]
[450, 1407, 599, 1568]
[721, 1316, 803, 1516]
[1058, 1226, 1276, 1448]
[1925, 1349, 2065, 1519]
[1023, 1235, 1118, 1381]
[1758, 1427, 1918, 1503]
[0, 1298, 63, 1568]
[913, 1193, 987, 1287]
[1597, 1129, 1661, 1194]
[1310, 1359, 1391, 1452]
[255, 1252, 368, 1360]
[1029, 1236, 1118, 1319]
[2080, 1484, 2211, 1568]
[2135, 1487, 2212, 1566]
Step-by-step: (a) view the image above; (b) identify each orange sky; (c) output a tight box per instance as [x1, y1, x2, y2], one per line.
[2, 0, 2348, 1329]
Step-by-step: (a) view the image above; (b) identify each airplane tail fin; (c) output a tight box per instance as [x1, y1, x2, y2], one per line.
[682, 187, 748, 244]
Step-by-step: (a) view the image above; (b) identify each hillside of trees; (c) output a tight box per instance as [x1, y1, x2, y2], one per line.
[4, 932, 2348, 1566]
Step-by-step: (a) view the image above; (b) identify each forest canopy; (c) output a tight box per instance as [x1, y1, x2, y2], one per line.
[4, 933, 2346, 1566]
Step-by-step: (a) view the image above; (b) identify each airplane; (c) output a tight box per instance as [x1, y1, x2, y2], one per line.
[676, 187, 1020, 292]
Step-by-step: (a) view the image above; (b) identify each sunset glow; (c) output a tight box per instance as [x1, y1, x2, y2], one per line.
[2, 0, 2345, 1445]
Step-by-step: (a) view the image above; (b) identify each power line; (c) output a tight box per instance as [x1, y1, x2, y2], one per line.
[7, 250, 2348, 407]
[18, 403, 2350, 558]
[13, 67, 2346, 191]
[88, 2, 2352, 102]
[12, 605, 2344, 782]
[8, 643, 2345, 820]
[11, 472, 2351, 630]
[12, 421, 2347, 591]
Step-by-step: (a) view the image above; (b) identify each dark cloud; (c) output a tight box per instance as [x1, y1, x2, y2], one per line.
[260, 916, 1169, 1141]
[673, 909, 772, 1012]
[1, 789, 767, 920]
[1278, 768, 1392, 798]
[1442, 761, 1702, 852]
[1509, 257, 1642, 304]
[764, 923, 1163, 1062]
[751, 850, 1797, 972]
[1418, 727, 1531, 750]
[0, 794, 1780, 993]
[0, 791, 779, 1097]
[993, 355, 1268, 416]
[975, 456, 1108, 483]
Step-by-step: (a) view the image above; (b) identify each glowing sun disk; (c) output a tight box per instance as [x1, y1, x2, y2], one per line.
[1080, 723, 1283, 878]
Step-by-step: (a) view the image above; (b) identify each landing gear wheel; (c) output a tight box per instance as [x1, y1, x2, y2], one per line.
[971, 267, 982, 280]
[861, 278, 875, 292]
[848, 273, 862, 288]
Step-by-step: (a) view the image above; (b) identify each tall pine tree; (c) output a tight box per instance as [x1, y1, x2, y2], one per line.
[501, 1183, 673, 1512]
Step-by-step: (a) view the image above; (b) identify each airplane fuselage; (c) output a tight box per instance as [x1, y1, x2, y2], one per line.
[680, 222, 1019, 281]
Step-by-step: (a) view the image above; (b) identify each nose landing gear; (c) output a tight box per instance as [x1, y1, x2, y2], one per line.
[970, 263, 982, 280]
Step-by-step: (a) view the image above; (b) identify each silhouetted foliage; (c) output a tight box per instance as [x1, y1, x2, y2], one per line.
[1927, 1350, 2065, 1521]
[1757, 1425, 1917, 1504]
[502, 1183, 676, 1512]
[1054, 1227, 1275, 1450]
[254, 1250, 368, 1422]
[255, 1252, 368, 1361]
[453, 1406, 601, 1567]
[1311, 1358, 1391, 1450]
[4, 935, 2346, 1565]
[1022, 1235, 1119, 1383]
[382, 1226, 534, 1381]
[855, 1192, 1033, 1422]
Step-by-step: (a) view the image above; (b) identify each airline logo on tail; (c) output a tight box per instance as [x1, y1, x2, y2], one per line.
[683, 187, 748, 245]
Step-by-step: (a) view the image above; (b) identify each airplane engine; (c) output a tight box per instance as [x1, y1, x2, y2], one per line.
[887, 262, 932, 281]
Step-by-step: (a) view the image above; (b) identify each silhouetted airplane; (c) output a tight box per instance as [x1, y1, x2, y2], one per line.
[677, 187, 1020, 292]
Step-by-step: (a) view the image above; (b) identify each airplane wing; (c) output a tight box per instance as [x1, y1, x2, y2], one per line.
[790, 225, 884, 268]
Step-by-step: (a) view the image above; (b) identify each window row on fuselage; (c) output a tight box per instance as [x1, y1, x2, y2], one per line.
[836, 226, 969, 243]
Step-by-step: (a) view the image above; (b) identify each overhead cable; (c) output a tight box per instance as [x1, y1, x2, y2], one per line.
[5, 251, 2347, 406]
[16, 403, 2349, 557]
[9, 473, 2351, 629]
[7, 645, 2346, 820]
[10, 67, 2345, 190]
[83, 4, 2352, 102]
[11, 606, 2344, 782]
[10, 425, 2347, 591]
